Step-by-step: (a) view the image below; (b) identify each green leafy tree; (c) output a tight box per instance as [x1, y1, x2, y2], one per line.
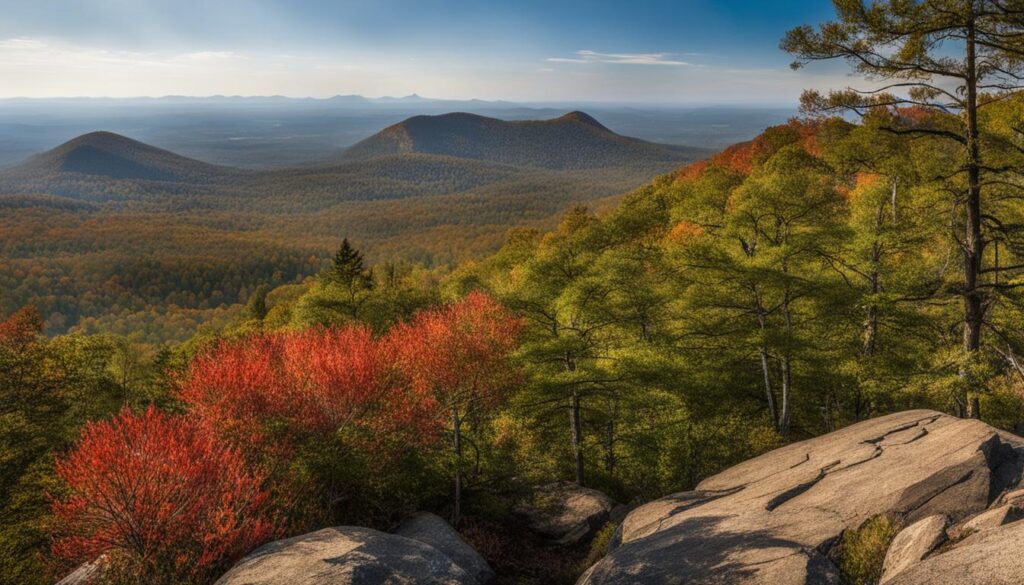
[783, 0, 1024, 417]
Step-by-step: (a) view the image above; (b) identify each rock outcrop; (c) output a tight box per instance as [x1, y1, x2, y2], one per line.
[54, 557, 106, 585]
[394, 512, 494, 585]
[215, 525, 486, 585]
[880, 515, 947, 584]
[579, 410, 1024, 585]
[516, 481, 615, 546]
[886, 520, 1024, 585]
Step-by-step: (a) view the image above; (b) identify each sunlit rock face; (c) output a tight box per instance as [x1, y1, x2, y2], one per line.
[579, 410, 1024, 585]
[215, 523, 491, 585]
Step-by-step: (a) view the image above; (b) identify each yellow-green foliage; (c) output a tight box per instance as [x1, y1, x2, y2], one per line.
[838, 515, 899, 585]
[581, 522, 618, 572]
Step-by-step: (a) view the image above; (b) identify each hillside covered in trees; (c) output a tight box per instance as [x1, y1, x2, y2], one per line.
[10, 100, 1024, 583]
[0, 113, 706, 341]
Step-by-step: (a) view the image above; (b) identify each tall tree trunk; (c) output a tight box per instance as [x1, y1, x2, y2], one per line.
[452, 409, 462, 525]
[563, 350, 585, 486]
[779, 354, 792, 435]
[569, 389, 584, 485]
[863, 200, 884, 360]
[604, 399, 617, 474]
[962, 17, 984, 419]
[778, 290, 794, 436]
[755, 298, 778, 426]
[855, 200, 886, 420]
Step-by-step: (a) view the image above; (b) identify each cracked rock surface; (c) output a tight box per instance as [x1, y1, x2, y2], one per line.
[886, 519, 1024, 585]
[578, 410, 1024, 585]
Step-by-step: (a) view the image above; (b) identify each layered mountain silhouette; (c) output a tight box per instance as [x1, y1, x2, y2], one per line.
[339, 111, 702, 169]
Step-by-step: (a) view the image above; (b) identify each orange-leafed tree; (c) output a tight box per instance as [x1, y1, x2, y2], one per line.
[177, 326, 438, 526]
[51, 406, 276, 584]
[178, 326, 433, 451]
[0, 305, 43, 349]
[389, 292, 522, 523]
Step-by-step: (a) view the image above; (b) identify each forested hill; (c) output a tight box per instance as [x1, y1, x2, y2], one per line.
[4, 131, 235, 183]
[0, 112, 709, 340]
[338, 111, 704, 169]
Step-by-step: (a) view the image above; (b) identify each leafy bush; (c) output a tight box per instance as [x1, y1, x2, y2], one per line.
[51, 407, 277, 585]
[580, 522, 618, 572]
[837, 515, 899, 585]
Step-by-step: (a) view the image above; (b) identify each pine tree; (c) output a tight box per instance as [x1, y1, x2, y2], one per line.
[328, 239, 373, 292]
[783, 0, 1024, 418]
[320, 239, 374, 320]
[246, 284, 271, 321]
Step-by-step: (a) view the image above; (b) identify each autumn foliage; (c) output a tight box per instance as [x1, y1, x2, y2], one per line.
[178, 325, 435, 453]
[389, 292, 522, 521]
[389, 292, 522, 416]
[0, 305, 43, 349]
[51, 407, 276, 583]
[51, 292, 523, 581]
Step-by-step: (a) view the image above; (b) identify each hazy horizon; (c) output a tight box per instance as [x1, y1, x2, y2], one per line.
[0, 0, 849, 104]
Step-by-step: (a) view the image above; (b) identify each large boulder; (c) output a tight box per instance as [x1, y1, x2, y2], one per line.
[394, 512, 494, 584]
[947, 502, 1023, 540]
[55, 557, 106, 585]
[880, 515, 947, 584]
[887, 519, 1024, 585]
[580, 410, 1024, 585]
[214, 526, 476, 585]
[516, 481, 615, 546]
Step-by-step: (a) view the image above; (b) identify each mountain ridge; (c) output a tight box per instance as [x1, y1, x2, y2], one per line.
[0, 111, 709, 193]
[9, 130, 233, 182]
[338, 111, 704, 169]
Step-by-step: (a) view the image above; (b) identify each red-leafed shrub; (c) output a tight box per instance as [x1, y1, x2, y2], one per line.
[388, 292, 522, 521]
[178, 326, 443, 529]
[389, 292, 522, 413]
[51, 406, 276, 584]
[178, 326, 435, 452]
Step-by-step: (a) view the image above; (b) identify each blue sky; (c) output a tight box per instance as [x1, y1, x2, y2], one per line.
[0, 0, 847, 103]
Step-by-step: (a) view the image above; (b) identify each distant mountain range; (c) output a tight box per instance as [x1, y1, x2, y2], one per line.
[0, 111, 707, 199]
[0, 98, 793, 169]
[0, 109, 715, 339]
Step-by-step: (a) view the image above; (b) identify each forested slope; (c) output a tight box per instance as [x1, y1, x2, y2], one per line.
[0, 113, 705, 340]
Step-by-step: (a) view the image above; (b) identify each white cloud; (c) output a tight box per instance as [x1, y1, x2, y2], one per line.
[171, 51, 243, 62]
[547, 50, 695, 66]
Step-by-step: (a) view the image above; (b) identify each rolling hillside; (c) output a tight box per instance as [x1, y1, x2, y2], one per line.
[0, 111, 711, 340]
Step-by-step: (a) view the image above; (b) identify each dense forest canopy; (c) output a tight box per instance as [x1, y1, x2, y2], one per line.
[0, 114, 705, 342]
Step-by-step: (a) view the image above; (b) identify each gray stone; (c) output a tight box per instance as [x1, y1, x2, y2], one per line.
[579, 410, 1024, 585]
[516, 481, 614, 546]
[891, 450, 991, 525]
[214, 526, 476, 585]
[55, 557, 105, 585]
[886, 518, 1024, 585]
[880, 515, 947, 584]
[996, 486, 1024, 505]
[394, 512, 493, 584]
[948, 503, 1024, 540]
